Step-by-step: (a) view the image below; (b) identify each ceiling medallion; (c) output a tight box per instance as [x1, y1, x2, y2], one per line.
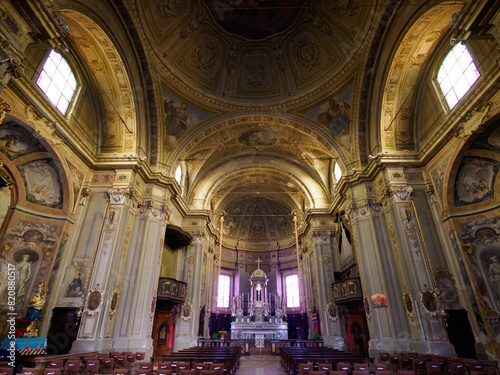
[297, 40, 320, 71]
[192, 42, 216, 70]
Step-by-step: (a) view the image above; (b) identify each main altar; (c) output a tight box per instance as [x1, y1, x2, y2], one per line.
[230, 259, 288, 347]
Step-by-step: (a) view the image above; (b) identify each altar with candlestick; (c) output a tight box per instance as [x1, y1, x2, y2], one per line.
[230, 258, 288, 347]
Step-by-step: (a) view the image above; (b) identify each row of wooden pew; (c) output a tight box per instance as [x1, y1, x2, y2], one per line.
[280, 346, 371, 375]
[151, 346, 240, 375]
[280, 347, 500, 375]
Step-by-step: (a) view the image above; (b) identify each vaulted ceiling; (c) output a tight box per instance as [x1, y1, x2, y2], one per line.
[57, 0, 464, 250]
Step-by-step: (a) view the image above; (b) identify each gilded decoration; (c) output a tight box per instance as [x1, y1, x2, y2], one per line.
[332, 278, 362, 304]
[158, 277, 187, 303]
[326, 302, 338, 321]
[109, 290, 119, 317]
[181, 302, 192, 321]
[86, 288, 103, 315]
[419, 290, 441, 316]
[137, 0, 375, 110]
[403, 292, 414, 317]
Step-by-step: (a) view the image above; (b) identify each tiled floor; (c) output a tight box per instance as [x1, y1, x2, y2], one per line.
[236, 354, 287, 375]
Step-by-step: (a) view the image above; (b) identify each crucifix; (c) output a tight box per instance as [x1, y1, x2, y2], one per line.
[256, 258, 262, 269]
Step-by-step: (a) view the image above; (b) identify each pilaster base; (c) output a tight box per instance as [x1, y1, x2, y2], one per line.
[368, 338, 411, 358]
[324, 335, 347, 351]
[70, 339, 99, 353]
[368, 338, 456, 358]
[411, 340, 456, 356]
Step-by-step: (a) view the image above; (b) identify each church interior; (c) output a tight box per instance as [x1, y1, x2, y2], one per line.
[1, 0, 500, 368]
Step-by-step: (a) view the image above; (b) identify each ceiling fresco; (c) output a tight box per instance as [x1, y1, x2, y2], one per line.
[136, 0, 376, 109]
[132, 0, 376, 249]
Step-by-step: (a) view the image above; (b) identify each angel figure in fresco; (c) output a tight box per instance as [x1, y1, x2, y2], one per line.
[326, 97, 350, 138]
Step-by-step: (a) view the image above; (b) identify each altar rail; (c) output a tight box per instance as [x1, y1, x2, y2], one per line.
[270, 339, 324, 353]
[197, 339, 251, 354]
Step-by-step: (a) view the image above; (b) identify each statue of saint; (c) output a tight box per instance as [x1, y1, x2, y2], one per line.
[16, 254, 32, 301]
[488, 255, 500, 294]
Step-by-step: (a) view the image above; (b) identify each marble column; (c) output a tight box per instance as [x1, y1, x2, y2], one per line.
[380, 173, 455, 355]
[344, 181, 412, 356]
[72, 180, 172, 356]
[71, 186, 141, 353]
[309, 228, 346, 349]
[112, 193, 171, 355]
[175, 232, 207, 350]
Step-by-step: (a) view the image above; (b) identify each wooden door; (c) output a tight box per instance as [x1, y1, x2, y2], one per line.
[348, 312, 369, 357]
[152, 311, 173, 357]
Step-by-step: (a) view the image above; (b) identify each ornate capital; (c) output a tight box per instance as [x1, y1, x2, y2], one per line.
[107, 187, 130, 204]
[137, 200, 166, 219]
[0, 42, 24, 80]
[388, 186, 413, 203]
[358, 199, 382, 216]
[312, 230, 333, 243]
[191, 231, 207, 245]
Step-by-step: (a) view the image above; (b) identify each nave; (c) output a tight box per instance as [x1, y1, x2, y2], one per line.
[236, 355, 285, 375]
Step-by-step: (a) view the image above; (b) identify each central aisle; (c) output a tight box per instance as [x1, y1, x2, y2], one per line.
[236, 355, 287, 375]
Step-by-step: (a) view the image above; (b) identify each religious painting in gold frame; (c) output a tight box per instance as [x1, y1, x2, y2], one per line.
[420, 290, 439, 315]
[86, 289, 102, 315]
[110, 290, 119, 317]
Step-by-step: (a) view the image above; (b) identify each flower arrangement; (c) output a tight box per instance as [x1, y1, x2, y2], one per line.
[15, 317, 31, 338]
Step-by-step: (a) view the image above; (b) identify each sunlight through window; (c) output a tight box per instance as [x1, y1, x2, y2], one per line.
[437, 43, 480, 110]
[36, 50, 77, 114]
[217, 274, 230, 308]
[286, 274, 300, 308]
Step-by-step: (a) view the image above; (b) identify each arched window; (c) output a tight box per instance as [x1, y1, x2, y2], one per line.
[217, 274, 231, 308]
[285, 274, 300, 308]
[36, 50, 78, 115]
[437, 43, 480, 110]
